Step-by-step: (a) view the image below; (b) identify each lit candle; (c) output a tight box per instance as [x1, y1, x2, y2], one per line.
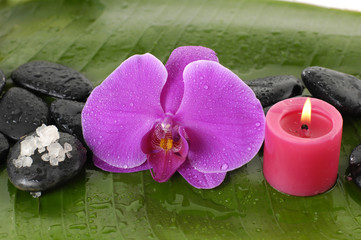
[263, 97, 343, 196]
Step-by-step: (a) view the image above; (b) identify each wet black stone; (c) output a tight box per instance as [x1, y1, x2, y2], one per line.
[0, 87, 49, 141]
[50, 99, 84, 141]
[11, 61, 93, 101]
[247, 75, 304, 107]
[302, 66, 361, 116]
[7, 132, 87, 192]
[0, 69, 5, 94]
[350, 144, 361, 189]
[0, 133, 9, 162]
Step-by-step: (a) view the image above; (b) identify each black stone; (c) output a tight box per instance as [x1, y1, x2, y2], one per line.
[349, 144, 361, 189]
[302, 66, 361, 116]
[0, 133, 9, 162]
[7, 132, 87, 192]
[0, 69, 5, 94]
[50, 99, 84, 141]
[11, 61, 93, 101]
[247, 75, 304, 107]
[0, 87, 49, 141]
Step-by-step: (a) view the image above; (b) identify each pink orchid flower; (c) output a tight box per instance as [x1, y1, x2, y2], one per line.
[81, 46, 265, 189]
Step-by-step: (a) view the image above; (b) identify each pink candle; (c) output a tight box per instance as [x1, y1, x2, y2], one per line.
[263, 97, 343, 196]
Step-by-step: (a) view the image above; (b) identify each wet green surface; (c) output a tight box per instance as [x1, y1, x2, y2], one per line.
[1, 0, 361, 239]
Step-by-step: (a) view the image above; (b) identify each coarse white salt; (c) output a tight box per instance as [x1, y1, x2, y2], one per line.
[47, 142, 65, 158]
[41, 153, 50, 162]
[63, 142, 72, 153]
[36, 124, 60, 147]
[20, 136, 37, 156]
[22, 156, 33, 167]
[15, 124, 73, 168]
[38, 147, 46, 153]
[13, 158, 23, 168]
[30, 192, 41, 198]
[49, 157, 59, 166]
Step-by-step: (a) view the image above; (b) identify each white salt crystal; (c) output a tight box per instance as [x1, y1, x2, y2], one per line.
[30, 192, 41, 198]
[34, 136, 44, 149]
[63, 142, 72, 153]
[20, 136, 37, 156]
[47, 142, 65, 158]
[36, 124, 59, 147]
[35, 124, 47, 135]
[13, 158, 23, 168]
[41, 153, 50, 162]
[22, 156, 33, 167]
[38, 147, 45, 153]
[56, 155, 65, 163]
[49, 157, 59, 166]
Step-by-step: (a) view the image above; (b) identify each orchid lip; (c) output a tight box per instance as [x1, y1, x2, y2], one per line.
[145, 117, 188, 182]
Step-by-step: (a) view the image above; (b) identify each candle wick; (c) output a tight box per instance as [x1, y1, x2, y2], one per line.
[301, 124, 309, 130]
[300, 124, 310, 138]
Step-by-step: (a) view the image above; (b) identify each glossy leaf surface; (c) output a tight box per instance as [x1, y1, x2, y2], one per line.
[1, 0, 361, 239]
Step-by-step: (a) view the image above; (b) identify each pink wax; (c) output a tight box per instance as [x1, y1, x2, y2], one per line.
[263, 97, 343, 196]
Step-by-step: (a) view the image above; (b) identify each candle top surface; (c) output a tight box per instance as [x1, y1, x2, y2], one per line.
[266, 97, 343, 142]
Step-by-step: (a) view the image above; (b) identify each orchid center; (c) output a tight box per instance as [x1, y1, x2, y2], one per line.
[160, 138, 173, 151]
[151, 117, 181, 153]
[141, 116, 189, 182]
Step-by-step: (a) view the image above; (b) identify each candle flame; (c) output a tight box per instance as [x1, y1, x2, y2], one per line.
[301, 98, 311, 126]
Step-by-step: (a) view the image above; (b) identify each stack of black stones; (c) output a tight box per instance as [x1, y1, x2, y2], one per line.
[1, 61, 361, 195]
[0, 61, 90, 196]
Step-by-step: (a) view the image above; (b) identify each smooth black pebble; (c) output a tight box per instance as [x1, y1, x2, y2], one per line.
[302, 66, 361, 116]
[0, 133, 9, 162]
[7, 132, 87, 192]
[11, 61, 93, 101]
[0, 69, 5, 94]
[247, 75, 304, 107]
[0, 87, 49, 140]
[350, 144, 361, 189]
[50, 99, 84, 141]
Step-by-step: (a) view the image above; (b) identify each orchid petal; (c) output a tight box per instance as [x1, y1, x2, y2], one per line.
[82, 54, 167, 168]
[93, 155, 150, 173]
[175, 60, 265, 173]
[161, 46, 218, 114]
[178, 161, 226, 189]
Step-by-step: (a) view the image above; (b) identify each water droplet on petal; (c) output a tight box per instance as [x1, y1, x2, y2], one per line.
[255, 122, 261, 127]
[130, 103, 134, 107]
[203, 85, 208, 90]
[247, 147, 251, 151]
[221, 164, 228, 171]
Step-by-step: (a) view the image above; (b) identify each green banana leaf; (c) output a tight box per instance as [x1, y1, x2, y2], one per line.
[1, 0, 361, 239]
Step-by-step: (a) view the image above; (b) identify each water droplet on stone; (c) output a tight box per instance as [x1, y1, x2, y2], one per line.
[11, 61, 93, 101]
[247, 75, 304, 107]
[302, 66, 361, 115]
